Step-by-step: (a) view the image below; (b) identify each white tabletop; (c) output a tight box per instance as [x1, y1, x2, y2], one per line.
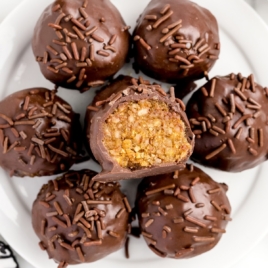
[0, 0, 268, 267]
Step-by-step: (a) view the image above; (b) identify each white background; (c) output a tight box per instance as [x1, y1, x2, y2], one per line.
[0, 0, 268, 267]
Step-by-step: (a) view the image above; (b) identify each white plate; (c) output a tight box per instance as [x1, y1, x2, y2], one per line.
[0, 0, 268, 268]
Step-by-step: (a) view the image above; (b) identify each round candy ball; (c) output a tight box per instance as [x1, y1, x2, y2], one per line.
[186, 73, 268, 172]
[85, 76, 194, 181]
[133, 0, 220, 84]
[32, 169, 131, 266]
[32, 0, 130, 92]
[136, 165, 231, 258]
[0, 88, 81, 177]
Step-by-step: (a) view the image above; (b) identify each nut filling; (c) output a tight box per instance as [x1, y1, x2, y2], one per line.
[103, 99, 192, 169]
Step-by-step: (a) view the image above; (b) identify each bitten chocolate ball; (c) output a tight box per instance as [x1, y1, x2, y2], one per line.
[186, 73, 268, 172]
[136, 165, 231, 259]
[0, 88, 81, 177]
[32, 170, 131, 267]
[133, 0, 220, 84]
[85, 76, 194, 181]
[32, 0, 130, 92]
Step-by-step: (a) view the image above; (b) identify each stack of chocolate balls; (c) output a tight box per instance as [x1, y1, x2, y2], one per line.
[2, 0, 268, 267]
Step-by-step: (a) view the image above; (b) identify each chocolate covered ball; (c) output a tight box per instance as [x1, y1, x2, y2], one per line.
[32, 0, 130, 92]
[0, 88, 81, 177]
[85, 76, 194, 181]
[32, 170, 131, 266]
[133, 0, 220, 84]
[186, 73, 268, 172]
[136, 164, 231, 259]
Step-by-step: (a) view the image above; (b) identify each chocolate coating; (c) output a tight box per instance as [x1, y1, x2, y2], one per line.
[32, 170, 131, 265]
[85, 76, 194, 181]
[0, 88, 81, 177]
[136, 165, 231, 259]
[32, 0, 130, 92]
[84, 75, 133, 156]
[175, 78, 197, 100]
[133, 0, 220, 84]
[186, 73, 268, 172]
[90, 75, 134, 107]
